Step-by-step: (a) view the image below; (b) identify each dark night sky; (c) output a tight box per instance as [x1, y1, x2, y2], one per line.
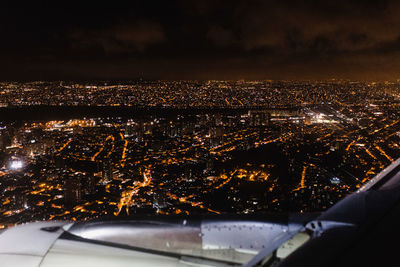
[2, 0, 400, 81]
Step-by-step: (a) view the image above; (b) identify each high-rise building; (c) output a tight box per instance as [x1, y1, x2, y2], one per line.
[11, 187, 28, 210]
[83, 174, 97, 195]
[102, 160, 113, 184]
[248, 110, 270, 126]
[64, 174, 82, 206]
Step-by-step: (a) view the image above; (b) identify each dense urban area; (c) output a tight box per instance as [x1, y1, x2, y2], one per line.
[1, 80, 400, 228]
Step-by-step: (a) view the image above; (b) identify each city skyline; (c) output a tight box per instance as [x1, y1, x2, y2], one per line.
[1, 80, 399, 226]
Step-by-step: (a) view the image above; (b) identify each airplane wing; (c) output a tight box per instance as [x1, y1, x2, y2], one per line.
[1, 159, 400, 267]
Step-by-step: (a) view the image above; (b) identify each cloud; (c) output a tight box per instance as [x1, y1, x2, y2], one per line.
[69, 20, 166, 53]
[6, 0, 400, 80]
[234, 0, 400, 55]
[206, 26, 235, 47]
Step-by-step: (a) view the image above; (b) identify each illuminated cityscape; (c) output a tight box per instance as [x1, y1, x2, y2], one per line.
[3, 2, 400, 266]
[1, 80, 400, 227]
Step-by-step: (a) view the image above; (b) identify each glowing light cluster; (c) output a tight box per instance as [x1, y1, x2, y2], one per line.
[10, 160, 23, 170]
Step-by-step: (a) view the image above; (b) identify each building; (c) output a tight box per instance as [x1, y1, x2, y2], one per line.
[248, 110, 270, 126]
[102, 160, 113, 184]
[64, 174, 82, 206]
